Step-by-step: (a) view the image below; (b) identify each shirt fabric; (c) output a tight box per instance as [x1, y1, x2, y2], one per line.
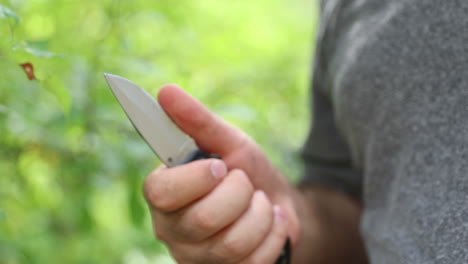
[301, 1, 468, 263]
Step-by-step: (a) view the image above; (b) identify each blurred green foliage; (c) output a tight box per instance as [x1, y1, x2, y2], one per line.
[0, 0, 317, 263]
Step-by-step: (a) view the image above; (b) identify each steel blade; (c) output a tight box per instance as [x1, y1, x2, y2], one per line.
[104, 73, 199, 167]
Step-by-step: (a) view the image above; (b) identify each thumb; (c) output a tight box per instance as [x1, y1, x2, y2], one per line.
[157, 84, 247, 156]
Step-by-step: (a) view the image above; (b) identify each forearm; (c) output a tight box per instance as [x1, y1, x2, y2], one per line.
[291, 184, 368, 264]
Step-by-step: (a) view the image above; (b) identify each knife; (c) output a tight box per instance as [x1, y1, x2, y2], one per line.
[104, 73, 291, 264]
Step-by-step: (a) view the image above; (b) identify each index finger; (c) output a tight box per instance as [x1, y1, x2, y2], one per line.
[143, 159, 227, 212]
[158, 84, 249, 156]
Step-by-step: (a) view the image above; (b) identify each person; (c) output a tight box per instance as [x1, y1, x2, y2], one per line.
[142, 0, 468, 263]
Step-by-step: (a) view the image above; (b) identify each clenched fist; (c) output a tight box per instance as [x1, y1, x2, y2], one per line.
[143, 84, 300, 263]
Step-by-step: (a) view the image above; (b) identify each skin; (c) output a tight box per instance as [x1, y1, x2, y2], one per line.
[143, 84, 369, 264]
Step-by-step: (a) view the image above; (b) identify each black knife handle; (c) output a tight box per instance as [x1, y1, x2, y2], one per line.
[186, 149, 221, 162]
[275, 238, 291, 264]
[187, 149, 292, 264]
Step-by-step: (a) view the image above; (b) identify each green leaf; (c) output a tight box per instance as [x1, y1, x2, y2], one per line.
[24, 44, 58, 58]
[0, 5, 19, 24]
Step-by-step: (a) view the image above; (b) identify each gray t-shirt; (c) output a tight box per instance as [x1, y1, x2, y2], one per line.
[301, 0, 468, 263]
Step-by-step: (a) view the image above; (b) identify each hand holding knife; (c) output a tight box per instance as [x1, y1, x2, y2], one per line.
[104, 74, 291, 264]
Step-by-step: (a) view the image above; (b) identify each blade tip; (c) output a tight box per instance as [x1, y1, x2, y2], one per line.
[103, 73, 114, 80]
[103, 73, 123, 87]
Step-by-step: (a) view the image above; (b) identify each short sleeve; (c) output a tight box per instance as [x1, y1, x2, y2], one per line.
[300, 85, 363, 201]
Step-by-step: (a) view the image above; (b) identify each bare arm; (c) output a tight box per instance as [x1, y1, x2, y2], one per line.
[292, 184, 368, 264]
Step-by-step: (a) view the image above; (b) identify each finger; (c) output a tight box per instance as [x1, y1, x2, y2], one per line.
[240, 205, 289, 264]
[143, 159, 227, 212]
[158, 84, 249, 156]
[155, 169, 254, 242]
[207, 190, 275, 263]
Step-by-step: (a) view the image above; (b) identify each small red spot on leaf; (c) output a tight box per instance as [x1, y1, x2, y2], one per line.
[20, 62, 36, 80]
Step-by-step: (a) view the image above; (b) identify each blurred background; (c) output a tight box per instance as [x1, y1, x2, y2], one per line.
[0, 0, 317, 263]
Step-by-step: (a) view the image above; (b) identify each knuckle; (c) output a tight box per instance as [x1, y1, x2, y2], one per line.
[192, 207, 218, 233]
[143, 172, 159, 201]
[144, 184, 164, 208]
[143, 172, 176, 211]
[231, 169, 253, 190]
[153, 194, 176, 212]
[217, 238, 249, 260]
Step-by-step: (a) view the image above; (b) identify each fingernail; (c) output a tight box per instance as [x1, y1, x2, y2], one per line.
[257, 190, 270, 202]
[210, 160, 226, 180]
[274, 205, 287, 222]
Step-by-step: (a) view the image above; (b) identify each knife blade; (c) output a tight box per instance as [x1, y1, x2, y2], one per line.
[104, 73, 217, 167]
[104, 73, 290, 264]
